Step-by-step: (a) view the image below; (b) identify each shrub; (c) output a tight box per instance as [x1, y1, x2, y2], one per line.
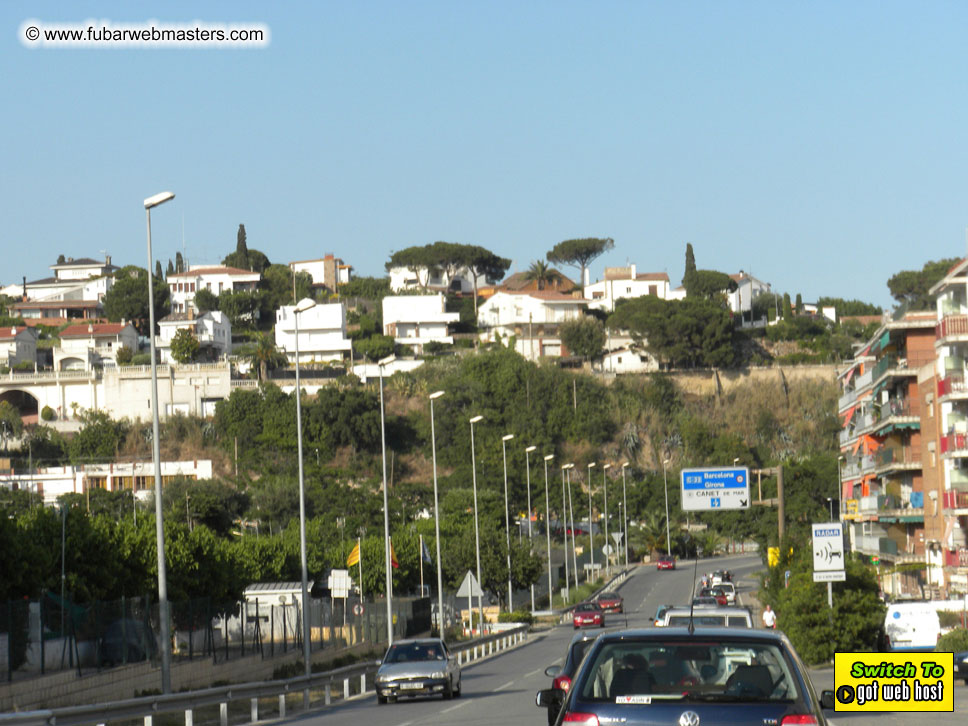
[936, 627, 968, 653]
[13, 361, 34, 372]
[498, 609, 534, 625]
[131, 353, 152, 365]
[938, 610, 966, 629]
[41, 405, 55, 421]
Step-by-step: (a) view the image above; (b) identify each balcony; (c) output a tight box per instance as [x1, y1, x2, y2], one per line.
[937, 314, 968, 344]
[938, 373, 968, 400]
[940, 433, 968, 457]
[874, 446, 921, 474]
[944, 548, 968, 568]
[871, 354, 926, 383]
[942, 489, 968, 513]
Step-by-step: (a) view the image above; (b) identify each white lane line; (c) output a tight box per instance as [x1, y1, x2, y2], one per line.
[494, 680, 515, 692]
[395, 721, 413, 726]
[526, 667, 544, 677]
[441, 701, 468, 714]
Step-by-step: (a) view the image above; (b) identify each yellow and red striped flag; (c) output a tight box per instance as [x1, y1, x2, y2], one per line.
[346, 542, 360, 567]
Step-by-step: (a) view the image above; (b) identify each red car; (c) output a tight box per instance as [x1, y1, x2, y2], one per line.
[593, 591, 624, 614]
[656, 555, 676, 570]
[572, 602, 605, 629]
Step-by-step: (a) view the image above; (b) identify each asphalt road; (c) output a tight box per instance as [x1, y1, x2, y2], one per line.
[283, 554, 967, 726]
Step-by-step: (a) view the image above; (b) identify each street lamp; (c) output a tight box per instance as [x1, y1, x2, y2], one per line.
[826, 497, 834, 522]
[587, 463, 596, 578]
[662, 458, 672, 557]
[525, 445, 537, 612]
[429, 391, 445, 639]
[559, 464, 570, 601]
[469, 415, 485, 631]
[501, 433, 515, 613]
[563, 463, 578, 590]
[602, 463, 611, 577]
[378, 354, 396, 644]
[543, 454, 554, 606]
[837, 455, 845, 524]
[621, 462, 629, 568]
[292, 297, 315, 683]
[144, 190, 174, 694]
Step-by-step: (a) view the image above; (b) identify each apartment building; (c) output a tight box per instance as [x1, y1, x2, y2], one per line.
[167, 266, 261, 314]
[583, 265, 671, 312]
[289, 254, 353, 292]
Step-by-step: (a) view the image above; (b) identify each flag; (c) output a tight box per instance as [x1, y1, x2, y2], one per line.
[390, 540, 400, 569]
[421, 538, 433, 564]
[346, 542, 360, 567]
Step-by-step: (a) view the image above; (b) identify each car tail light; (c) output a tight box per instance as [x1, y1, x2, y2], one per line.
[562, 712, 600, 725]
[779, 716, 819, 724]
[553, 674, 572, 691]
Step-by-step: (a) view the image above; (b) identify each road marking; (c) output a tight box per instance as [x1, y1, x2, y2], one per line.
[441, 701, 468, 714]
[394, 721, 412, 726]
[526, 667, 544, 677]
[494, 680, 515, 691]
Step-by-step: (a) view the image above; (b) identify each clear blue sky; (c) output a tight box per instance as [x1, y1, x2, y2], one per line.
[5, 1, 968, 308]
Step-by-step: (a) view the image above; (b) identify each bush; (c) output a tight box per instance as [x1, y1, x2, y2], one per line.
[938, 610, 966, 629]
[131, 353, 152, 365]
[41, 405, 55, 421]
[498, 609, 535, 625]
[936, 627, 968, 653]
[13, 361, 34, 372]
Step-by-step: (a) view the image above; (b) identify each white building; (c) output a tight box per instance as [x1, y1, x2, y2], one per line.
[4, 256, 116, 325]
[275, 300, 353, 364]
[54, 322, 139, 371]
[0, 326, 38, 368]
[388, 265, 487, 294]
[289, 254, 353, 291]
[726, 271, 773, 322]
[477, 291, 587, 360]
[382, 294, 459, 352]
[583, 265, 671, 312]
[157, 311, 232, 364]
[167, 265, 261, 314]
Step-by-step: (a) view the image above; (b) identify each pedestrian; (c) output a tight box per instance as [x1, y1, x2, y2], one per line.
[762, 604, 777, 629]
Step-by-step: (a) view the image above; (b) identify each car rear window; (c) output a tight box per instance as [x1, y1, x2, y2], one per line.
[577, 639, 800, 703]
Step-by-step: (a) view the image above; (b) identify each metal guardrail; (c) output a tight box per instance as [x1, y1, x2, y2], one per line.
[0, 625, 529, 726]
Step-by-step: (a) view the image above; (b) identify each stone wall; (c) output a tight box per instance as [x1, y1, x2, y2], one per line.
[662, 364, 838, 397]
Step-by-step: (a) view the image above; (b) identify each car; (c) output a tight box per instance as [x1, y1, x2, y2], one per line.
[573, 602, 605, 629]
[536, 627, 835, 725]
[542, 630, 603, 725]
[653, 604, 674, 627]
[661, 606, 753, 628]
[955, 649, 968, 684]
[594, 591, 624, 614]
[883, 602, 941, 651]
[717, 581, 737, 605]
[692, 596, 722, 608]
[374, 637, 461, 703]
[656, 555, 676, 570]
[697, 587, 728, 606]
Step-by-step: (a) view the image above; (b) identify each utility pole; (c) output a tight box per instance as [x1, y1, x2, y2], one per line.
[752, 464, 785, 543]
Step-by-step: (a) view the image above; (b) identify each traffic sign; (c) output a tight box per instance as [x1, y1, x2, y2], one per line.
[813, 570, 846, 583]
[611, 532, 623, 544]
[680, 467, 750, 511]
[602, 544, 613, 556]
[456, 570, 484, 598]
[811, 523, 845, 572]
[353, 602, 364, 616]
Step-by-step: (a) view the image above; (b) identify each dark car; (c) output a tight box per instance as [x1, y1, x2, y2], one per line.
[594, 591, 624, 614]
[537, 627, 835, 725]
[98, 618, 157, 667]
[656, 555, 676, 570]
[955, 649, 968, 684]
[573, 602, 605, 629]
[542, 630, 603, 725]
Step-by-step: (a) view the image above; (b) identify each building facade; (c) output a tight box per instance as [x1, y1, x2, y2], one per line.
[167, 266, 261, 314]
[583, 265, 671, 312]
[477, 290, 587, 360]
[382, 294, 459, 352]
[274, 301, 352, 363]
[157, 311, 232, 364]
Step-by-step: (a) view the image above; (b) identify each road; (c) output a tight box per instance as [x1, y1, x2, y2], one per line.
[286, 554, 967, 726]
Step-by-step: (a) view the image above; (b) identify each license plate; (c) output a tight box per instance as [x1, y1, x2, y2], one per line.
[400, 682, 423, 690]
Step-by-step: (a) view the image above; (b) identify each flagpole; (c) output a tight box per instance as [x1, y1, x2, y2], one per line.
[358, 537, 364, 642]
[419, 534, 425, 597]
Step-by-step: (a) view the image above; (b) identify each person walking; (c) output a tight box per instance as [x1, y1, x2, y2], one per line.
[762, 604, 777, 629]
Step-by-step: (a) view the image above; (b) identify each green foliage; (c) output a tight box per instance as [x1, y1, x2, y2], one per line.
[131, 352, 151, 365]
[193, 287, 219, 313]
[170, 328, 200, 364]
[340, 276, 391, 301]
[683, 269, 737, 302]
[0, 401, 23, 450]
[523, 260, 556, 290]
[815, 297, 883, 317]
[887, 258, 960, 311]
[937, 611, 966, 629]
[115, 345, 134, 365]
[69, 410, 127, 464]
[684, 243, 696, 281]
[102, 266, 170, 335]
[936, 627, 968, 652]
[782, 293, 793, 319]
[560, 316, 606, 361]
[218, 289, 261, 330]
[546, 237, 614, 285]
[259, 264, 313, 316]
[41, 405, 55, 422]
[354, 334, 395, 362]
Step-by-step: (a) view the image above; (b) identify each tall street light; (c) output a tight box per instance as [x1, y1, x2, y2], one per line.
[586, 462, 596, 579]
[378, 354, 396, 644]
[429, 391, 446, 639]
[525, 445, 537, 612]
[837, 455, 845, 524]
[602, 463, 611, 577]
[501, 433, 515, 613]
[563, 463, 578, 590]
[293, 298, 316, 683]
[621, 463, 629, 568]
[662, 458, 672, 557]
[543, 454, 554, 606]
[144, 190, 174, 694]
[559, 464, 570, 602]
[469, 415, 485, 631]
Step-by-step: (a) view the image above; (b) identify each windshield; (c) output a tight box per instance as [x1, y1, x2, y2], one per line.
[385, 642, 445, 663]
[577, 639, 799, 703]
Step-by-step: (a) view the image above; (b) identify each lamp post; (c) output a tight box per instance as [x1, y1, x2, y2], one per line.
[543, 454, 554, 606]
[662, 458, 672, 557]
[469, 415, 485, 631]
[621, 462, 629, 568]
[837, 455, 845, 524]
[291, 298, 316, 685]
[144, 190, 174, 694]
[501, 433, 515, 613]
[826, 497, 834, 522]
[586, 463, 596, 579]
[602, 463, 611, 577]
[378, 354, 396, 645]
[559, 464, 570, 602]
[429, 391, 445, 638]
[563, 464, 578, 590]
[525, 445, 537, 612]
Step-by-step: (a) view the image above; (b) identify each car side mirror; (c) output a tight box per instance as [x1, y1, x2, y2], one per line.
[536, 688, 558, 708]
[544, 665, 561, 678]
[375, 658, 383, 665]
[820, 690, 836, 709]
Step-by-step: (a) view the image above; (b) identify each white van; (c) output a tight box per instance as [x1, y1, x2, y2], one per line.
[884, 603, 941, 651]
[662, 607, 753, 628]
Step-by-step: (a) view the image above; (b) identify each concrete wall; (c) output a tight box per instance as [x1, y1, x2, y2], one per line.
[661, 364, 838, 397]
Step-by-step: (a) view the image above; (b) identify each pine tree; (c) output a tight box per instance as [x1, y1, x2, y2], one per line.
[237, 225, 248, 256]
[175, 251, 184, 273]
[782, 293, 793, 320]
[167, 259, 175, 276]
[684, 243, 697, 277]
[155, 261, 164, 280]
[795, 293, 803, 314]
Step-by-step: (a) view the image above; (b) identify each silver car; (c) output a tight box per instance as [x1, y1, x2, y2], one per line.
[375, 637, 462, 703]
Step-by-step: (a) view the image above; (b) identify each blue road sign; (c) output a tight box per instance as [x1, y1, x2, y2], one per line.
[680, 467, 750, 511]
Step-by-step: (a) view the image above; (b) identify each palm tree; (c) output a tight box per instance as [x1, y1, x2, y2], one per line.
[250, 332, 285, 381]
[523, 260, 555, 291]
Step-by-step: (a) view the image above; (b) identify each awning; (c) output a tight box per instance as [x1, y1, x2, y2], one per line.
[880, 330, 891, 350]
[840, 404, 857, 429]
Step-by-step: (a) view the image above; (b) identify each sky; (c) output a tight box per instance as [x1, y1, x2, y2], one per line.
[4, 1, 968, 309]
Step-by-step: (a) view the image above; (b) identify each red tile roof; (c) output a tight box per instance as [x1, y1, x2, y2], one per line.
[60, 323, 132, 337]
[168, 266, 259, 277]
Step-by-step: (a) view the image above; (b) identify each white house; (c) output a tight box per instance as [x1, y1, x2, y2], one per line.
[477, 290, 587, 360]
[54, 322, 139, 371]
[602, 347, 659, 374]
[382, 294, 459, 352]
[275, 300, 353, 363]
[290, 254, 353, 291]
[583, 265, 671, 312]
[157, 310, 232, 364]
[388, 265, 487, 294]
[167, 265, 261, 314]
[0, 326, 38, 368]
[726, 271, 773, 323]
[4, 256, 116, 325]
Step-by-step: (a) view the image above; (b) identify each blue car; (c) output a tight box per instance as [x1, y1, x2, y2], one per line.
[537, 627, 834, 725]
[955, 649, 968, 684]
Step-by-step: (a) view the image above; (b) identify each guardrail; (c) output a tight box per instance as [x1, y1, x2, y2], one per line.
[0, 625, 529, 726]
